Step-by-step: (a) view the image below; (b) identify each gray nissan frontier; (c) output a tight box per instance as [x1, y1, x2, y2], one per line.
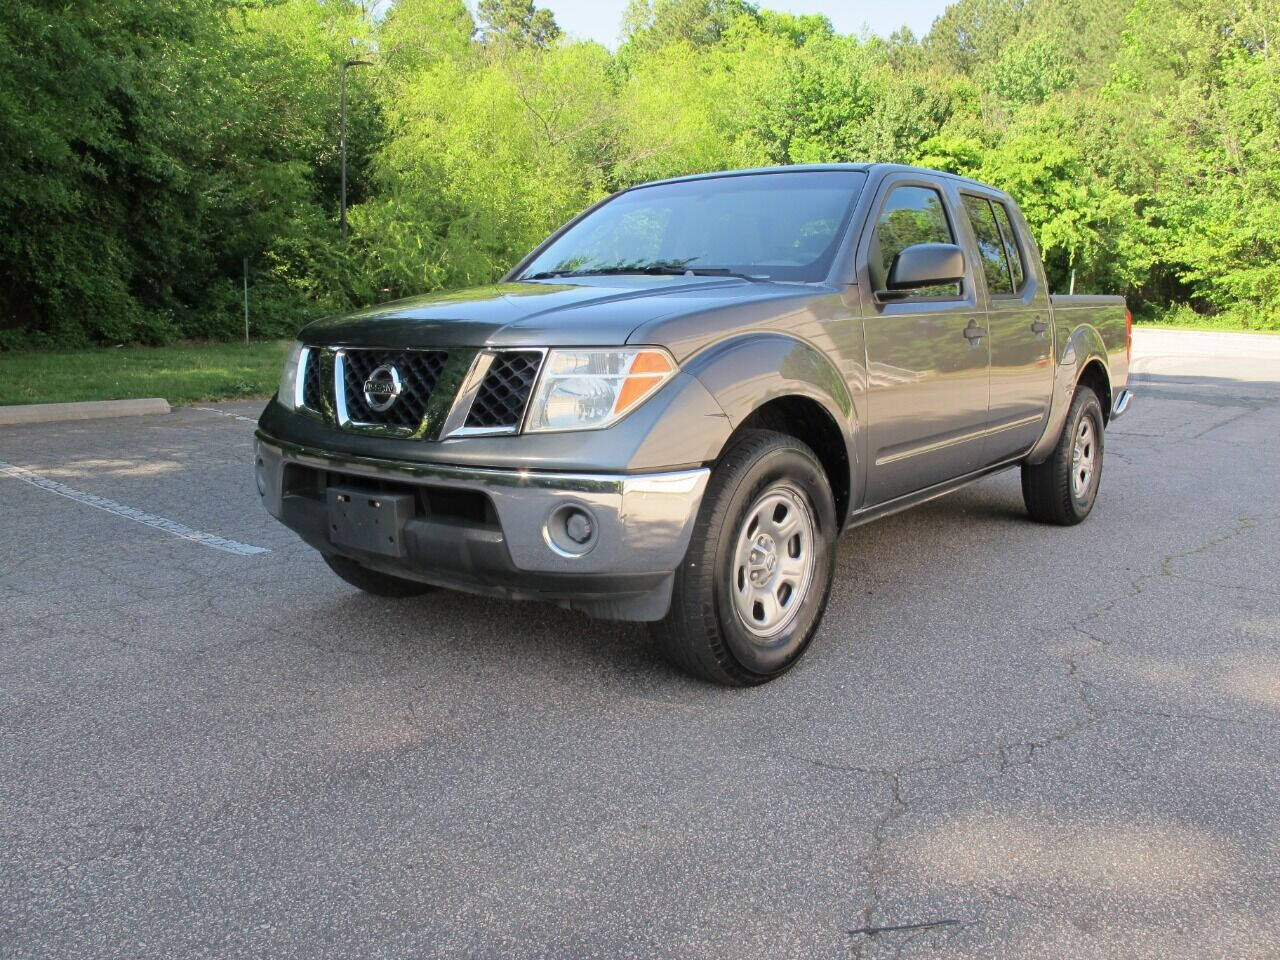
[255, 164, 1132, 685]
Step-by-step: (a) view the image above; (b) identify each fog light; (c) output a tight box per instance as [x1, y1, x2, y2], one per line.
[254, 457, 268, 497]
[565, 510, 593, 544]
[544, 503, 599, 557]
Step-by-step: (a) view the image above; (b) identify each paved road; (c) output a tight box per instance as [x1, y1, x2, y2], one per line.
[2, 328, 1278, 958]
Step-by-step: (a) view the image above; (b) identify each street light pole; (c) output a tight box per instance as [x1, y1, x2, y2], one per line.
[340, 59, 372, 241]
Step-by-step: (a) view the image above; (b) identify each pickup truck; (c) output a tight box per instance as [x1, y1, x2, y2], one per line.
[255, 163, 1132, 686]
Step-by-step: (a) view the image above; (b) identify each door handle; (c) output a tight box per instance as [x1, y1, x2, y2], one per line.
[963, 323, 986, 342]
[1030, 316, 1047, 335]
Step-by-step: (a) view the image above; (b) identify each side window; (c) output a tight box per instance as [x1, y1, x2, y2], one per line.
[871, 185, 959, 299]
[991, 201, 1026, 290]
[961, 195, 1013, 295]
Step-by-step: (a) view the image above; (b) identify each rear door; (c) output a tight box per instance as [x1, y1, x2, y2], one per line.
[957, 192, 1054, 461]
[857, 176, 992, 505]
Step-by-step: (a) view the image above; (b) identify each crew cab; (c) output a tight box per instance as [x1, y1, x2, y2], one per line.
[255, 164, 1132, 685]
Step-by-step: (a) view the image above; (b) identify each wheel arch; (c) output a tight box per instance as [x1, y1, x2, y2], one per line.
[685, 334, 860, 527]
[735, 396, 852, 527]
[1026, 322, 1114, 465]
[1076, 358, 1113, 424]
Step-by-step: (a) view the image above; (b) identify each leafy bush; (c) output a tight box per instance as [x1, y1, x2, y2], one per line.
[4, 0, 1280, 346]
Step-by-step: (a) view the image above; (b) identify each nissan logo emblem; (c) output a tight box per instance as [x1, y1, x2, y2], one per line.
[363, 363, 403, 412]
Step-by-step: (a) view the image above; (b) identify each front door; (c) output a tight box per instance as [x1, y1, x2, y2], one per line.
[958, 192, 1054, 462]
[859, 179, 992, 505]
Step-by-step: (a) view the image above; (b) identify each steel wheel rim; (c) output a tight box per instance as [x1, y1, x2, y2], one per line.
[730, 483, 817, 643]
[1071, 416, 1096, 499]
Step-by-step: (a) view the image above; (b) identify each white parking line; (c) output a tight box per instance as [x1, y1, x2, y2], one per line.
[196, 406, 259, 424]
[0, 459, 270, 556]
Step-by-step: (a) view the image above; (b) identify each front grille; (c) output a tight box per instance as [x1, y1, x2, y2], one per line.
[465, 351, 543, 429]
[301, 349, 326, 413]
[340, 348, 448, 431]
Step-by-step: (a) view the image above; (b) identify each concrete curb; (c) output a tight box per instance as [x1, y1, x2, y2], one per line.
[0, 398, 171, 426]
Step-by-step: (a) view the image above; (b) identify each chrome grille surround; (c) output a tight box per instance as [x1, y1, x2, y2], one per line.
[300, 347, 325, 413]
[334, 347, 449, 437]
[296, 345, 546, 440]
[464, 350, 545, 432]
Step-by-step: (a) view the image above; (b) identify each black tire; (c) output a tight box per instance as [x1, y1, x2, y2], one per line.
[649, 429, 838, 686]
[1021, 385, 1105, 525]
[323, 554, 436, 598]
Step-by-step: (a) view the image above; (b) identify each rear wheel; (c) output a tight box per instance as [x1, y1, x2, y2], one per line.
[649, 430, 838, 686]
[1021, 385, 1105, 525]
[323, 554, 435, 598]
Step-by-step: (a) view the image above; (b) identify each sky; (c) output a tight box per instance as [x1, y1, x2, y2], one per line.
[537, 0, 952, 47]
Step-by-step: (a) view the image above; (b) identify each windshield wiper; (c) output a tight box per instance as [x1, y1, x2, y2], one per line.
[522, 265, 688, 280]
[682, 267, 770, 282]
[521, 265, 769, 282]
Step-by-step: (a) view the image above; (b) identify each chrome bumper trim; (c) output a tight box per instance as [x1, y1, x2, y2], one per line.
[1111, 388, 1134, 420]
[254, 431, 710, 575]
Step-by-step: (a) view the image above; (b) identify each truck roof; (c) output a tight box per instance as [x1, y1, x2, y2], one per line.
[638, 163, 1001, 196]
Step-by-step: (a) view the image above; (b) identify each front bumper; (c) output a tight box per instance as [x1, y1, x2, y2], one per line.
[254, 432, 709, 621]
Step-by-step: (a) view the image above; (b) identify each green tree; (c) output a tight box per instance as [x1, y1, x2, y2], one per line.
[978, 134, 1153, 294]
[352, 39, 615, 294]
[380, 0, 475, 78]
[478, 0, 561, 49]
[1109, 0, 1280, 323]
[0, 0, 377, 346]
[6, 0, 1280, 347]
[0, 0, 220, 344]
[621, 0, 757, 53]
[982, 36, 1076, 112]
[756, 10, 833, 45]
[921, 0, 1027, 74]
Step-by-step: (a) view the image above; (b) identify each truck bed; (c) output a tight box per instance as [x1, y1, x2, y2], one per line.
[1050, 294, 1129, 393]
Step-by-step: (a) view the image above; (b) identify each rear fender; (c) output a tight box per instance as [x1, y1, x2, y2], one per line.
[1026, 323, 1111, 465]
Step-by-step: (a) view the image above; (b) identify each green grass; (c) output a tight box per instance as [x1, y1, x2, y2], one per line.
[0, 340, 291, 406]
[1136, 322, 1280, 335]
[1135, 319, 1280, 334]
[1131, 303, 1280, 334]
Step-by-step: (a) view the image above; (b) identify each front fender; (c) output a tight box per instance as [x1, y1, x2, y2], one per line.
[1026, 323, 1111, 465]
[683, 333, 862, 497]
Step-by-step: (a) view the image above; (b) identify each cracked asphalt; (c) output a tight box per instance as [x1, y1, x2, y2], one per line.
[2, 328, 1278, 959]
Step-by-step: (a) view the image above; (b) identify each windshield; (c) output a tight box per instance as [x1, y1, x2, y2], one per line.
[518, 170, 867, 284]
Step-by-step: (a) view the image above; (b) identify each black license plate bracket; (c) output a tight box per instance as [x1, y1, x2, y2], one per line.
[326, 487, 415, 558]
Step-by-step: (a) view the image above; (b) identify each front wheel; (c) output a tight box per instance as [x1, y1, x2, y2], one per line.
[1021, 385, 1105, 525]
[649, 430, 838, 686]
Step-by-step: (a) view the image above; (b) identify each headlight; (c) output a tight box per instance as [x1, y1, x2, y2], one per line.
[277, 341, 306, 411]
[525, 347, 677, 432]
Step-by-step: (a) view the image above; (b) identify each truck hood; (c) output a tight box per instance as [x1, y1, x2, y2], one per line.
[300, 275, 810, 349]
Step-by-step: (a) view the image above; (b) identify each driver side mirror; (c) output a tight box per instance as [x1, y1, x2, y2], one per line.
[880, 243, 965, 299]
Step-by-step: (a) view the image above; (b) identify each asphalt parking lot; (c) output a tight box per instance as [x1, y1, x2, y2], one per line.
[2, 328, 1278, 959]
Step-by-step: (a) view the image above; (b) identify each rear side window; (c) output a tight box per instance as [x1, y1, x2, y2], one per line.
[961, 195, 1013, 295]
[872, 185, 959, 299]
[991, 201, 1026, 290]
